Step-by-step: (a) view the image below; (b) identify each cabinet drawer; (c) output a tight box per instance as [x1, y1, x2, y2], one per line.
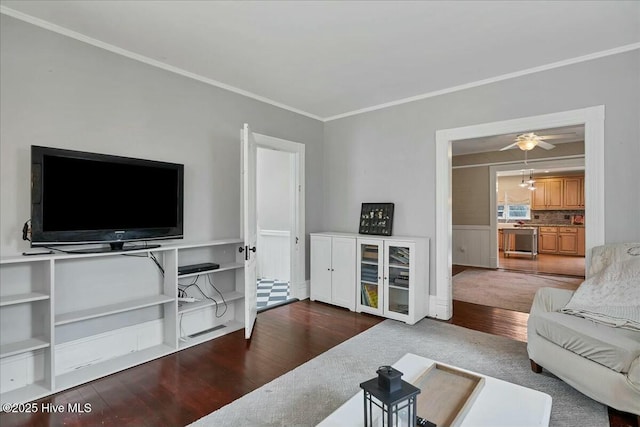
[558, 227, 577, 233]
[539, 227, 557, 233]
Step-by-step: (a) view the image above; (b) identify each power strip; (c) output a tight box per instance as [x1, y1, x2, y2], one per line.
[178, 297, 198, 303]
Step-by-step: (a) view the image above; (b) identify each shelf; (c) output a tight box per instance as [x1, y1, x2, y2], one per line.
[360, 260, 378, 266]
[360, 280, 379, 285]
[389, 284, 410, 291]
[0, 382, 51, 406]
[177, 262, 244, 279]
[55, 295, 174, 325]
[55, 344, 175, 392]
[388, 263, 410, 270]
[178, 291, 243, 314]
[178, 320, 243, 350]
[0, 337, 50, 358]
[0, 292, 50, 306]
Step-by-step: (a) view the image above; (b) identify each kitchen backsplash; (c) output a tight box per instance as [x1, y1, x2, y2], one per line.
[528, 210, 585, 225]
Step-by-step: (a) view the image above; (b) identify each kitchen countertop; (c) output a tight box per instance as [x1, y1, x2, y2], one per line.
[498, 223, 585, 228]
[527, 223, 585, 227]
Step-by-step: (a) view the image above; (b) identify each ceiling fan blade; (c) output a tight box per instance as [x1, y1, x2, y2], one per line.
[537, 141, 556, 150]
[539, 134, 576, 140]
[499, 142, 518, 151]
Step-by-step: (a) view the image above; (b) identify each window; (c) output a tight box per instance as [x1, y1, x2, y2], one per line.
[497, 204, 531, 220]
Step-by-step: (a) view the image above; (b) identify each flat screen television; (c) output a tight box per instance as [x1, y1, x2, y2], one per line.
[31, 145, 184, 252]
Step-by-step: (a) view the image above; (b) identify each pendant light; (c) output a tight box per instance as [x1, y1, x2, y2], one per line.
[527, 169, 536, 191]
[519, 170, 528, 188]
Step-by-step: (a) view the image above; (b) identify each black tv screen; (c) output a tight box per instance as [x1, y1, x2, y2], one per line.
[31, 145, 184, 251]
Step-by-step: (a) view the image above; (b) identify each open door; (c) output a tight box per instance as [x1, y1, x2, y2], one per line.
[242, 123, 258, 339]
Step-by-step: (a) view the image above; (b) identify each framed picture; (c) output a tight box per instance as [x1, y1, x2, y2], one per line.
[359, 203, 394, 236]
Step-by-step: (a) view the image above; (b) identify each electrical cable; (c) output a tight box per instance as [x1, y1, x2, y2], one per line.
[206, 274, 228, 318]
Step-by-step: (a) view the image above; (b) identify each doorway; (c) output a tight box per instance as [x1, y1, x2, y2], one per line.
[493, 159, 586, 278]
[253, 133, 306, 311]
[434, 106, 605, 320]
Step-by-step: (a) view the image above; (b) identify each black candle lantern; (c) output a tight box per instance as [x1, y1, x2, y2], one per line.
[360, 365, 421, 427]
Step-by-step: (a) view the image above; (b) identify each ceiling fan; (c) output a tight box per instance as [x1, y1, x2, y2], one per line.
[499, 132, 573, 151]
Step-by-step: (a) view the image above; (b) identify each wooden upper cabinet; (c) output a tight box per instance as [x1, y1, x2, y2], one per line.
[532, 178, 563, 210]
[563, 177, 584, 209]
[532, 176, 584, 210]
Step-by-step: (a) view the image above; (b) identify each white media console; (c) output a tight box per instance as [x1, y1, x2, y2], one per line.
[0, 239, 247, 405]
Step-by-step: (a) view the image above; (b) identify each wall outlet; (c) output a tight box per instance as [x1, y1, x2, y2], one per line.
[534, 215, 539, 219]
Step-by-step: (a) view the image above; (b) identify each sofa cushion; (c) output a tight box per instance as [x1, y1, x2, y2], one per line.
[532, 310, 640, 373]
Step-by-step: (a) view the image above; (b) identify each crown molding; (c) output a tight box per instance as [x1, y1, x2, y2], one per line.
[2, 5, 638, 124]
[0, 6, 324, 122]
[324, 43, 640, 122]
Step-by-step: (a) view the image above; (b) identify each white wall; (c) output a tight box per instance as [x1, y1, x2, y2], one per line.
[257, 148, 291, 231]
[0, 15, 324, 263]
[0, 15, 323, 339]
[324, 50, 640, 295]
[256, 147, 291, 280]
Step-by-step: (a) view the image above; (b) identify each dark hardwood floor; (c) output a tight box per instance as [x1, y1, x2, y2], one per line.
[0, 299, 636, 427]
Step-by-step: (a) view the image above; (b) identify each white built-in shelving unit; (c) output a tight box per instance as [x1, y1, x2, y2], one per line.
[0, 239, 246, 405]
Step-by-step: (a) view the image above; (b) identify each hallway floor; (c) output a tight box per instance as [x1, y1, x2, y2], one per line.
[257, 279, 292, 310]
[498, 251, 585, 277]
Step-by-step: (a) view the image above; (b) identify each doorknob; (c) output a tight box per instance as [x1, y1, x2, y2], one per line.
[249, 246, 257, 253]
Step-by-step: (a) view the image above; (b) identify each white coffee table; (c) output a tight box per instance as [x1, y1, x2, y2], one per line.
[318, 353, 552, 427]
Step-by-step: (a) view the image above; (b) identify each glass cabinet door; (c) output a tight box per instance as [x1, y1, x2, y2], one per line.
[385, 243, 411, 317]
[357, 240, 383, 315]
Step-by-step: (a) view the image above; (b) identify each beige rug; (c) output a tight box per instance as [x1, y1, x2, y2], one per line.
[190, 319, 607, 427]
[453, 268, 583, 313]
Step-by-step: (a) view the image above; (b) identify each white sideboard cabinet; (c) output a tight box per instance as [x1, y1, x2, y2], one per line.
[356, 237, 429, 325]
[0, 239, 247, 405]
[311, 232, 429, 325]
[310, 233, 356, 311]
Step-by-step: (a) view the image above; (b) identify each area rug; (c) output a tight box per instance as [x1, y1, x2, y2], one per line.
[453, 268, 583, 313]
[189, 318, 607, 427]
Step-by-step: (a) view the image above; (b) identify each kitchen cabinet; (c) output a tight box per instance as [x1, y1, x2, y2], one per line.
[538, 227, 559, 253]
[558, 227, 579, 255]
[310, 233, 356, 311]
[498, 230, 515, 251]
[577, 227, 586, 256]
[532, 176, 585, 210]
[532, 178, 563, 210]
[563, 177, 584, 209]
[537, 226, 584, 256]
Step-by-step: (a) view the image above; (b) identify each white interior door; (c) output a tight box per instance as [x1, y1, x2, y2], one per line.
[242, 123, 258, 339]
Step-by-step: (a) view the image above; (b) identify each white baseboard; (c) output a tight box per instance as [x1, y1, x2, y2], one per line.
[429, 297, 452, 320]
[295, 279, 310, 300]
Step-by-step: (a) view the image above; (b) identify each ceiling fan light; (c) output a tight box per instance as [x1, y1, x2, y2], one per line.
[516, 139, 537, 151]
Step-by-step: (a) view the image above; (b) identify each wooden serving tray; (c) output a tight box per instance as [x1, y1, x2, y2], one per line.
[412, 363, 485, 427]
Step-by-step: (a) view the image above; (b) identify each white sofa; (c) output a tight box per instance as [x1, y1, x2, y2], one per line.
[527, 243, 640, 417]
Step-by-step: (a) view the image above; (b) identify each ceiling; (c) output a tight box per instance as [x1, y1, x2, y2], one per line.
[1, 1, 639, 121]
[452, 125, 585, 156]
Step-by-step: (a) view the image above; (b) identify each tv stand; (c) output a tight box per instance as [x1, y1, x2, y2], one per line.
[65, 242, 162, 254]
[1, 239, 247, 405]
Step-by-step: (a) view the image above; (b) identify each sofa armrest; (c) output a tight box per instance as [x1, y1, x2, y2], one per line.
[530, 287, 575, 314]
